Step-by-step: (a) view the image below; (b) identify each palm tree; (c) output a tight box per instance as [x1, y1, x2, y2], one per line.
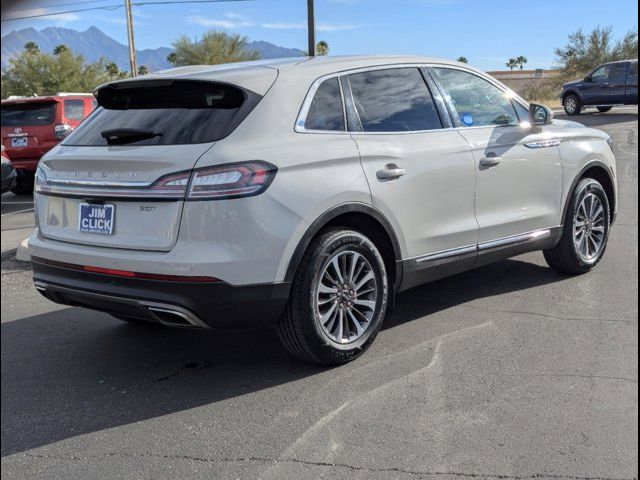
[137, 65, 149, 75]
[316, 41, 330, 56]
[24, 42, 39, 54]
[168, 31, 260, 66]
[105, 61, 121, 78]
[456, 56, 469, 64]
[516, 55, 528, 70]
[53, 44, 68, 55]
[506, 58, 518, 71]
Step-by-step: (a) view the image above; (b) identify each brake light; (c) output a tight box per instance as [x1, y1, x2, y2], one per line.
[54, 124, 73, 139]
[150, 161, 277, 200]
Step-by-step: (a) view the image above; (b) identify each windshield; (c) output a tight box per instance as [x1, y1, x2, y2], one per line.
[64, 80, 260, 146]
[1, 102, 57, 127]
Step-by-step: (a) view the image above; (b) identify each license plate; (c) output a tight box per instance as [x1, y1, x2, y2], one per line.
[78, 203, 115, 235]
[11, 137, 28, 148]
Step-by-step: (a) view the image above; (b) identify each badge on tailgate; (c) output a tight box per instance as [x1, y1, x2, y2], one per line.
[78, 203, 115, 235]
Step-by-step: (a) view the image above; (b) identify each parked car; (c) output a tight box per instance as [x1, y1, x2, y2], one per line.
[1, 146, 16, 194]
[30, 56, 617, 365]
[562, 59, 638, 115]
[1, 94, 96, 194]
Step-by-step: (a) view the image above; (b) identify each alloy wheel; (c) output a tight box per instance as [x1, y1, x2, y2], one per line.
[314, 250, 378, 344]
[573, 193, 606, 262]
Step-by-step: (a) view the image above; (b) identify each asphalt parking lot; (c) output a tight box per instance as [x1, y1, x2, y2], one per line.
[1, 109, 637, 480]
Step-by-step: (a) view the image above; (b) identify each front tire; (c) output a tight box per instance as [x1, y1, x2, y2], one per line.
[277, 228, 389, 365]
[563, 94, 582, 115]
[597, 106, 613, 113]
[544, 178, 610, 275]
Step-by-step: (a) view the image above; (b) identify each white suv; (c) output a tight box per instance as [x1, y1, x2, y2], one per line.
[31, 56, 617, 365]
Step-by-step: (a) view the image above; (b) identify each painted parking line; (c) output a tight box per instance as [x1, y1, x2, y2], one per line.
[1, 208, 35, 217]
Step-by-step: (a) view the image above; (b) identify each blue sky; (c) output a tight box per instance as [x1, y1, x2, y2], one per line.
[2, 0, 638, 70]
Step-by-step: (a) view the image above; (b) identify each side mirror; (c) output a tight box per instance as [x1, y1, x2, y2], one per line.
[529, 103, 554, 126]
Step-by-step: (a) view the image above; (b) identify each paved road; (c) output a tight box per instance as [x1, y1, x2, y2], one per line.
[2, 110, 637, 480]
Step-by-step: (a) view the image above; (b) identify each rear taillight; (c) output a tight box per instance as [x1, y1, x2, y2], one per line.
[54, 124, 73, 139]
[151, 161, 277, 200]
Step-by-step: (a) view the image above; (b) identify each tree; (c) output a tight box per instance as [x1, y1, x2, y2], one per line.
[456, 56, 469, 64]
[1, 43, 122, 98]
[24, 41, 39, 54]
[53, 44, 68, 55]
[506, 58, 518, 71]
[167, 30, 260, 66]
[516, 55, 528, 70]
[555, 26, 638, 80]
[137, 65, 149, 75]
[316, 41, 329, 56]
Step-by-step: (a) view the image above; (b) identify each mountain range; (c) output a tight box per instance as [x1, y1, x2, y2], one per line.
[1, 26, 305, 72]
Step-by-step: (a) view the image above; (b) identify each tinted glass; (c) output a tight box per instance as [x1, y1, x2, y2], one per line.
[304, 77, 344, 131]
[433, 68, 518, 127]
[1, 102, 56, 126]
[631, 62, 638, 76]
[611, 63, 628, 82]
[66, 80, 251, 146]
[64, 99, 85, 121]
[348, 68, 442, 132]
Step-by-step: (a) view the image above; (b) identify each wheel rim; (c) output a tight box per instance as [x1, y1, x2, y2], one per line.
[573, 193, 606, 262]
[565, 97, 576, 113]
[314, 250, 378, 344]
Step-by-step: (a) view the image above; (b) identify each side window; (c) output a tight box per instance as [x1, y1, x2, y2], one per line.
[303, 77, 345, 131]
[591, 65, 612, 81]
[64, 99, 85, 121]
[433, 68, 519, 127]
[348, 68, 443, 132]
[611, 63, 628, 82]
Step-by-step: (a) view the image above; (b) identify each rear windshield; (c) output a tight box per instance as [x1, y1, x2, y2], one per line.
[65, 80, 259, 146]
[1, 102, 57, 127]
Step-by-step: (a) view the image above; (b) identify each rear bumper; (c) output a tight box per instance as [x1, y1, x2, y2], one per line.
[33, 261, 291, 329]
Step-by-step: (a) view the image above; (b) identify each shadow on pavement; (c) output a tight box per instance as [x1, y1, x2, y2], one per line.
[556, 112, 638, 127]
[1, 257, 566, 456]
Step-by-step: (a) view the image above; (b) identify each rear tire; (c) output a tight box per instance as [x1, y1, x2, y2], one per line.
[544, 178, 610, 275]
[563, 94, 582, 115]
[277, 228, 389, 365]
[10, 176, 33, 195]
[597, 106, 613, 113]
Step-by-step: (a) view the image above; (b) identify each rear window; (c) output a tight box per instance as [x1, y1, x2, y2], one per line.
[65, 80, 259, 146]
[64, 99, 86, 121]
[1, 102, 57, 127]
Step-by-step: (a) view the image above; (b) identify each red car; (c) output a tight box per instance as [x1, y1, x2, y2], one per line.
[1, 94, 96, 194]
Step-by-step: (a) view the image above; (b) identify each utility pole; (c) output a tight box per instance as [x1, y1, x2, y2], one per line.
[124, 0, 138, 76]
[307, 0, 315, 57]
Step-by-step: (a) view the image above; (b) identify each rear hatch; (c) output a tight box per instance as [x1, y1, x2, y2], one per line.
[35, 78, 267, 251]
[1, 99, 60, 162]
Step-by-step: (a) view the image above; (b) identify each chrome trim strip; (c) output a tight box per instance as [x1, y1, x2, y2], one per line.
[47, 178, 153, 188]
[146, 304, 210, 329]
[36, 183, 184, 199]
[414, 244, 477, 264]
[412, 227, 557, 265]
[478, 228, 552, 251]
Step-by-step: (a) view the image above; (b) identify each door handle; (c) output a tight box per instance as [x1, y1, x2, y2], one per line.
[479, 156, 502, 167]
[376, 164, 406, 180]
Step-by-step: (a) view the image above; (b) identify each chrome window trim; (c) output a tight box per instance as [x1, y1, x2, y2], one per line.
[295, 62, 530, 136]
[295, 75, 348, 134]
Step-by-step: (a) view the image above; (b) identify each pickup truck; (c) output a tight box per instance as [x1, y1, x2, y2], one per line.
[561, 59, 638, 115]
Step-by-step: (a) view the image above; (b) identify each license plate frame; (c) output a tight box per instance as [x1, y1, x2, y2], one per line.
[11, 137, 28, 148]
[78, 203, 115, 235]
